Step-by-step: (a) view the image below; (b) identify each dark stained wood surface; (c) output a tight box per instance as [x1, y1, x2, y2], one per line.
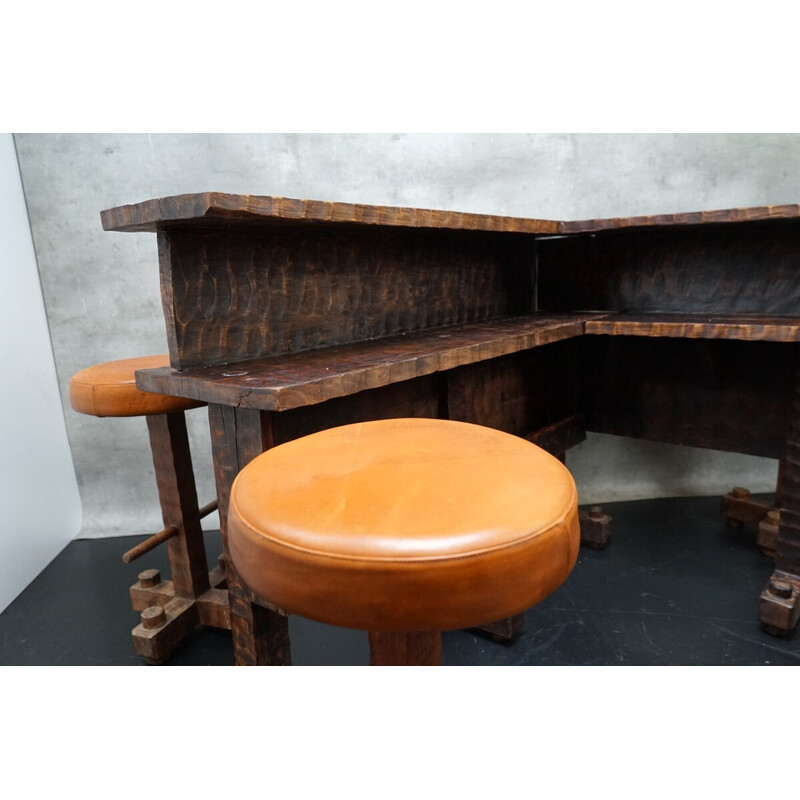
[157, 225, 538, 369]
[136, 313, 594, 411]
[368, 631, 442, 666]
[207, 404, 291, 665]
[446, 339, 582, 439]
[585, 313, 800, 342]
[101, 193, 800, 236]
[581, 336, 797, 459]
[538, 222, 800, 316]
[271, 375, 443, 446]
[560, 203, 800, 233]
[145, 412, 209, 598]
[101, 192, 560, 234]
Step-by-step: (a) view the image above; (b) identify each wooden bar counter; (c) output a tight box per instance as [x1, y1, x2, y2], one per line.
[102, 193, 800, 662]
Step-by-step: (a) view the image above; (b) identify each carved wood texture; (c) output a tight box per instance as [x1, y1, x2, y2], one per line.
[560, 203, 800, 234]
[137, 314, 588, 410]
[581, 337, 797, 459]
[101, 192, 560, 235]
[585, 313, 800, 342]
[158, 226, 536, 369]
[538, 221, 800, 316]
[775, 366, 800, 575]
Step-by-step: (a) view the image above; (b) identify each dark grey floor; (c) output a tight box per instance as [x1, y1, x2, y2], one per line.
[2, 494, 799, 665]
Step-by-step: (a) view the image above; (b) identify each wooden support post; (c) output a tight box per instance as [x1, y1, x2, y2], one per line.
[208, 404, 291, 665]
[579, 505, 612, 550]
[721, 486, 772, 529]
[760, 367, 800, 635]
[474, 614, 524, 643]
[757, 510, 780, 559]
[368, 631, 442, 666]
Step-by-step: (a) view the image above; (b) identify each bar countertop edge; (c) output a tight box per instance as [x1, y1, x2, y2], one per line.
[100, 192, 561, 235]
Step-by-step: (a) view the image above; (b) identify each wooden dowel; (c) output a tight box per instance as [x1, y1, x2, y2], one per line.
[122, 525, 178, 563]
[121, 502, 217, 564]
[199, 499, 218, 519]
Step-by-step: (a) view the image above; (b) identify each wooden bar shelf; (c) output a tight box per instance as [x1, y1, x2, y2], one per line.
[137, 312, 597, 412]
[584, 312, 800, 342]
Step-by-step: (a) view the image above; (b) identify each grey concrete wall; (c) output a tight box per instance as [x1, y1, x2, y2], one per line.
[15, 133, 800, 538]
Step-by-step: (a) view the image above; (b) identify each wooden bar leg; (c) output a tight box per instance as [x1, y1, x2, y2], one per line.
[760, 369, 800, 635]
[579, 505, 612, 549]
[757, 510, 780, 559]
[252, 602, 292, 666]
[757, 462, 791, 559]
[209, 404, 291, 665]
[368, 631, 442, 665]
[474, 613, 524, 642]
[721, 486, 772, 529]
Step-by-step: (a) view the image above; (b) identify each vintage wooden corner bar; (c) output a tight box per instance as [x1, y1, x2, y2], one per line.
[101, 193, 800, 664]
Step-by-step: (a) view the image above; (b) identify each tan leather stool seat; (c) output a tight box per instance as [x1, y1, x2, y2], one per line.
[229, 418, 580, 633]
[69, 355, 204, 417]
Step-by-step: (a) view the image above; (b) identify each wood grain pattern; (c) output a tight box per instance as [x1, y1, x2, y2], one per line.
[581, 336, 797, 459]
[368, 631, 442, 666]
[539, 222, 800, 316]
[560, 203, 800, 234]
[145, 412, 209, 597]
[101, 192, 560, 234]
[759, 367, 800, 633]
[524, 414, 586, 457]
[446, 339, 582, 439]
[271, 374, 443, 446]
[136, 314, 591, 411]
[585, 313, 800, 342]
[207, 404, 291, 665]
[158, 225, 537, 368]
[101, 193, 800, 236]
[774, 366, 800, 575]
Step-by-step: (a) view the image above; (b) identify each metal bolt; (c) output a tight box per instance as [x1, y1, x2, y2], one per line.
[768, 579, 793, 599]
[731, 487, 751, 499]
[138, 569, 161, 588]
[141, 605, 167, 629]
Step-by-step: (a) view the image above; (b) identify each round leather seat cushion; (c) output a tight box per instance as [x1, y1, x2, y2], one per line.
[69, 355, 204, 417]
[229, 418, 580, 632]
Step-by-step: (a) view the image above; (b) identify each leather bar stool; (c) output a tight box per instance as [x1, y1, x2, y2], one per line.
[70, 355, 229, 663]
[228, 417, 580, 665]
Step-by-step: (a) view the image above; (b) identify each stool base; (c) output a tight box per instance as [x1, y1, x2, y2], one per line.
[368, 631, 442, 665]
[130, 564, 231, 664]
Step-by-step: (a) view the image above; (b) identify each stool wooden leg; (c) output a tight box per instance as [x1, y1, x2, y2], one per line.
[130, 411, 216, 664]
[147, 412, 210, 597]
[368, 631, 442, 665]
